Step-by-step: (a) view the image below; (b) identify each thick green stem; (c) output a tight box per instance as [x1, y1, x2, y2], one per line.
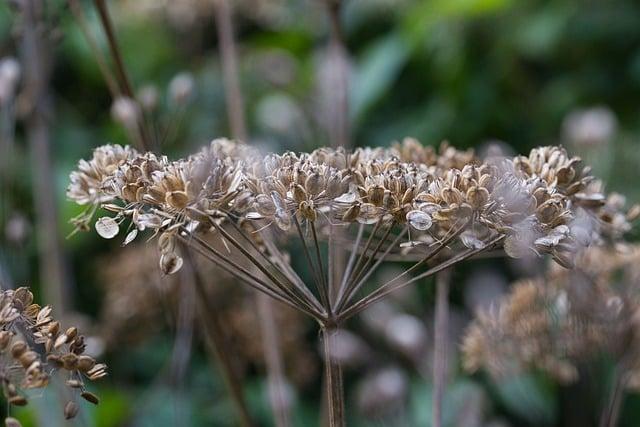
[321, 325, 345, 427]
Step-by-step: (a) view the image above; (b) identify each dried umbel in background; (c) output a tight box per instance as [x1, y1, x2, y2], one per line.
[0, 287, 107, 426]
[462, 244, 640, 386]
[67, 137, 636, 426]
[97, 243, 317, 386]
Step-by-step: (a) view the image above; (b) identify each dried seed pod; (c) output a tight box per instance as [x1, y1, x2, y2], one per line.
[81, 391, 99, 405]
[10, 341, 27, 359]
[0, 331, 12, 350]
[8, 395, 27, 406]
[95, 217, 119, 239]
[64, 401, 79, 420]
[66, 379, 83, 388]
[61, 353, 79, 370]
[292, 184, 307, 204]
[18, 351, 39, 368]
[342, 203, 360, 222]
[5, 417, 22, 427]
[159, 252, 183, 275]
[406, 210, 433, 230]
[77, 355, 96, 372]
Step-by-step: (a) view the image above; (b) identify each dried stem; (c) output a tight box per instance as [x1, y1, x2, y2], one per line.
[599, 365, 625, 427]
[93, 0, 152, 151]
[213, 0, 247, 142]
[321, 325, 345, 427]
[433, 270, 450, 427]
[339, 234, 505, 321]
[257, 293, 291, 427]
[183, 248, 255, 427]
[323, 0, 349, 148]
[20, 0, 70, 311]
[67, 0, 120, 98]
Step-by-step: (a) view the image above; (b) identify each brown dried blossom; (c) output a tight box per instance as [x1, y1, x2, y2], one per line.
[0, 286, 106, 425]
[462, 244, 640, 389]
[67, 139, 633, 325]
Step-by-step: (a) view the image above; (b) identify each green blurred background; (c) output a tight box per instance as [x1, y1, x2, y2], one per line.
[1, 0, 640, 425]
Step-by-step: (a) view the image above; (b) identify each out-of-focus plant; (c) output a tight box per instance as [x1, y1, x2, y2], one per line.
[0, 287, 107, 426]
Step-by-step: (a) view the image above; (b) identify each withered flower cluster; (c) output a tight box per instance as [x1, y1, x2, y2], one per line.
[68, 138, 634, 426]
[462, 244, 640, 388]
[67, 139, 636, 323]
[0, 287, 107, 426]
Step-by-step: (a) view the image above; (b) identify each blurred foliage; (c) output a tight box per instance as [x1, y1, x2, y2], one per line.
[1, 0, 640, 425]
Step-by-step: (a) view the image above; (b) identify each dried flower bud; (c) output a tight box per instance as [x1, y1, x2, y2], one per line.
[10, 341, 27, 359]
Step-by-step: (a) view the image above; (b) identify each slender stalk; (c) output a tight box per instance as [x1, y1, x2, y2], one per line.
[323, 0, 349, 148]
[599, 365, 625, 427]
[20, 0, 70, 311]
[68, 0, 120, 98]
[93, 0, 152, 151]
[433, 270, 450, 427]
[183, 248, 255, 427]
[339, 235, 505, 321]
[257, 293, 291, 427]
[213, 0, 247, 142]
[322, 325, 345, 427]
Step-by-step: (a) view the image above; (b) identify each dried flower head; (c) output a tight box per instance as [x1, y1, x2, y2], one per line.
[462, 244, 640, 389]
[0, 286, 106, 425]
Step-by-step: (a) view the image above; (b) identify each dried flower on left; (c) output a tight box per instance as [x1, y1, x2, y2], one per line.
[0, 287, 107, 426]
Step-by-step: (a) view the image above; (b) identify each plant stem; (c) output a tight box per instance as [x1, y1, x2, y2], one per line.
[433, 270, 450, 427]
[599, 366, 625, 427]
[321, 325, 345, 427]
[213, 0, 247, 142]
[183, 248, 255, 427]
[257, 293, 291, 427]
[20, 0, 70, 311]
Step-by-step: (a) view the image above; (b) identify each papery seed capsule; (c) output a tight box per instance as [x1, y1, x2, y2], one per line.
[66, 379, 83, 388]
[292, 184, 307, 204]
[65, 327, 78, 341]
[95, 217, 119, 239]
[368, 185, 385, 207]
[305, 173, 323, 196]
[0, 331, 12, 350]
[10, 342, 26, 359]
[342, 204, 360, 222]
[255, 194, 276, 216]
[61, 353, 79, 370]
[77, 355, 96, 372]
[325, 174, 343, 198]
[81, 391, 99, 405]
[64, 401, 79, 420]
[19, 351, 38, 368]
[160, 253, 184, 275]
[8, 395, 27, 406]
[467, 187, 489, 209]
[299, 201, 317, 222]
[406, 210, 433, 230]
[166, 191, 189, 210]
[5, 417, 22, 427]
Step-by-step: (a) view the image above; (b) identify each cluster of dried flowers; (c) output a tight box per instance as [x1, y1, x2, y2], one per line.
[462, 244, 640, 387]
[68, 138, 637, 324]
[0, 287, 107, 426]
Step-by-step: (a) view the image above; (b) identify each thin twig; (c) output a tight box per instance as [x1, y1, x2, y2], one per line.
[213, 0, 247, 142]
[20, 0, 70, 311]
[339, 235, 505, 321]
[93, 0, 152, 150]
[433, 269, 451, 427]
[183, 247, 255, 427]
